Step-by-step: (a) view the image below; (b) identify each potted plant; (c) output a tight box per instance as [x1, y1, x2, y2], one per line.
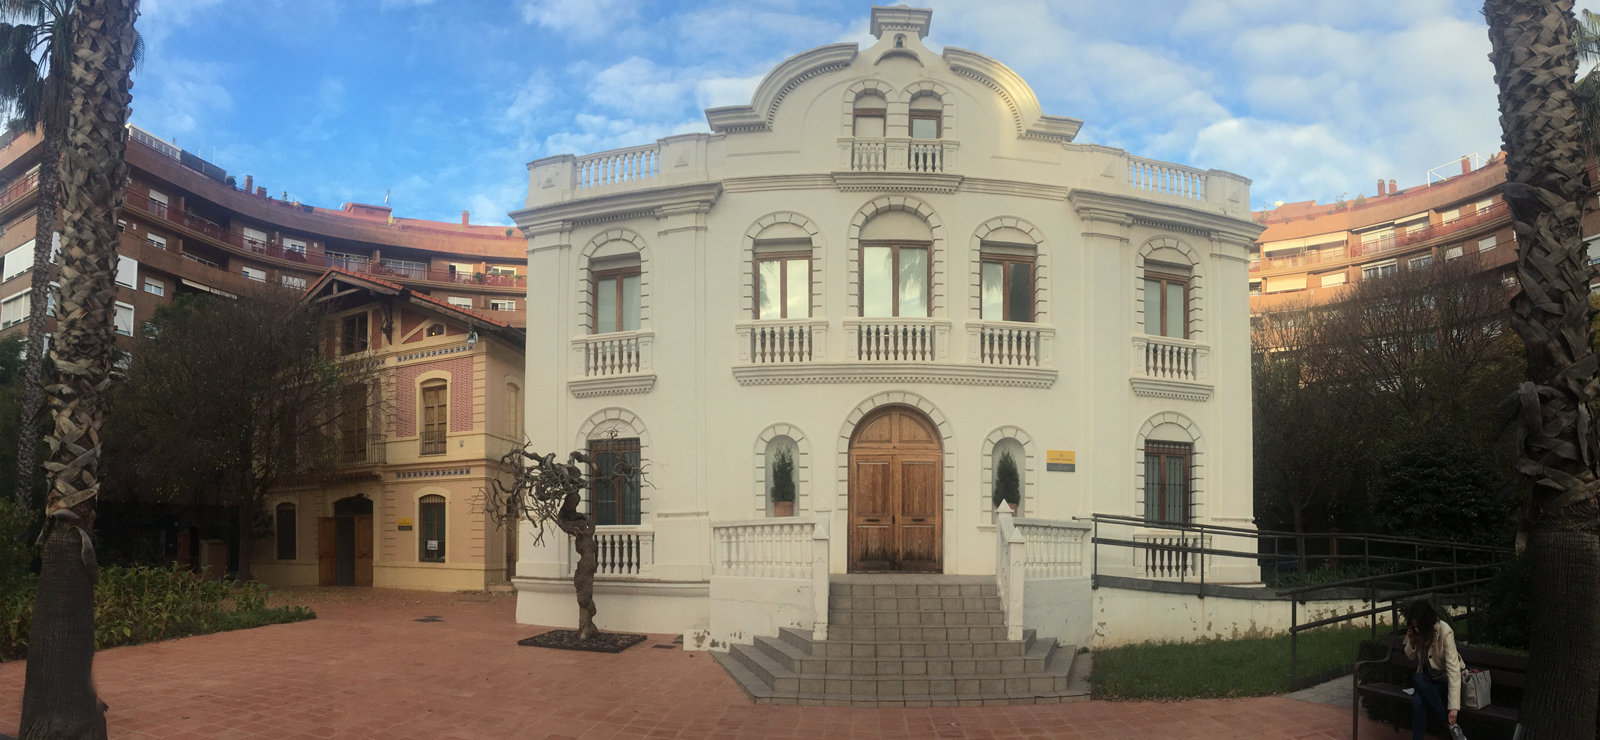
[993, 450, 1021, 514]
[771, 447, 796, 517]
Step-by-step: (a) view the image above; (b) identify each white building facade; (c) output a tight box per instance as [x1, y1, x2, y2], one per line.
[511, 6, 1262, 645]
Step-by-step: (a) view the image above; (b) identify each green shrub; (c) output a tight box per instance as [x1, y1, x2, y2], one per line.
[1471, 556, 1530, 652]
[770, 447, 796, 504]
[1, 563, 313, 660]
[992, 451, 1020, 509]
[1368, 432, 1514, 545]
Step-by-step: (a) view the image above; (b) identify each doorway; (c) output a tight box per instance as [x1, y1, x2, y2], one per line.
[847, 405, 943, 572]
[319, 496, 373, 586]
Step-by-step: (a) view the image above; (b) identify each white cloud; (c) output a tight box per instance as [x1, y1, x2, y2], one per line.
[541, 113, 703, 157]
[696, 74, 765, 109]
[588, 57, 691, 117]
[131, 58, 232, 139]
[518, 0, 639, 40]
[502, 71, 554, 130]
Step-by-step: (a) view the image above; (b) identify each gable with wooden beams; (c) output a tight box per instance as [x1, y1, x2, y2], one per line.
[303, 268, 525, 349]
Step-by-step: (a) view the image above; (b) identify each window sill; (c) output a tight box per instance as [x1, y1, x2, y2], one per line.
[1129, 376, 1212, 402]
[570, 373, 656, 398]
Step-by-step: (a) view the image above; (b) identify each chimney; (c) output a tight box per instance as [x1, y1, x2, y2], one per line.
[1378, 179, 1386, 196]
[256, 186, 267, 197]
[461, 210, 469, 227]
[244, 174, 253, 193]
[1461, 156, 1472, 175]
[1388, 179, 1397, 196]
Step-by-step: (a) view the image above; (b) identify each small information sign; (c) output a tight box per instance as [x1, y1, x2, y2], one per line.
[398, 517, 413, 531]
[1046, 450, 1075, 472]
[427, 540, 439, 551]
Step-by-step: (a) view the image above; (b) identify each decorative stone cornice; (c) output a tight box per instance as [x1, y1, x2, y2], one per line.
[1129, 376, 1213, 402]
[871, 5, 932, 39]
[510, 181, 723, 234]
[732, 362, 1057, 389]
[704, 43, 859, 134]
[1068, 189, 1265, 245]
[831, 172, 964, 194]
[569, 374, 657, 398]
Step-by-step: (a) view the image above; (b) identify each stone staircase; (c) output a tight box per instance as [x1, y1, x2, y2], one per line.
[712, 575, 1089, 706]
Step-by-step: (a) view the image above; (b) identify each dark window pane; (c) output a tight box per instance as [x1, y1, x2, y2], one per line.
[276, 504, 296, 560]
[419, 496, 446, 562]
[1007, 262, 1032, 322]
[589, 438, 642, 526]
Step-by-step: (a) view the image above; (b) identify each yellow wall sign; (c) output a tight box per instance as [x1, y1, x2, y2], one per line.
[397, 517, 414, 531]
[1046, 450, 1075, 472]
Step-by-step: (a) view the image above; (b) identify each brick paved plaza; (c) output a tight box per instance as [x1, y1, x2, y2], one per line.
[1, 588, 1392, 739]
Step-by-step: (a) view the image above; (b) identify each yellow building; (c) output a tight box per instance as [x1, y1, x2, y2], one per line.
[251, 269, 526, 591]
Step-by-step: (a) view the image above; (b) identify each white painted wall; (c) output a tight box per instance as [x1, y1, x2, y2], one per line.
[1091, 587, 1383, 647]
[708, 576, 816, 651]
[1022, 577, 1094, 649]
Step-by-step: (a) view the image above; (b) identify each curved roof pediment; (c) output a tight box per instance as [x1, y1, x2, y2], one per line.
[705, 43, 860, 134]
[941, 47, 1081, 143]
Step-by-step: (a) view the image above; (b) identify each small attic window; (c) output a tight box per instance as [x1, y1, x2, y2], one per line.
[895, 34, 905, 48]
[426, 324, 445, 337]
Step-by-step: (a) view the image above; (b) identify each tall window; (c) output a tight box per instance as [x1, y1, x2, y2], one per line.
[1143, 442, 1191, 523]
[1143, 271, 1188, 338]
[341, 313, 368, 355]
[419, 495, 446, 562]
[275, 503, 296, 560]
[505, 383, 521, 439]
[341, 384, 369, 464]
[421, 381, 447, 455]
[852, 92, 886, 138]
[909, 95, 942, 139]
[592, 266, 640, 334]
[980, 246, 1035, 322]
[755, 250, 811, 319]
[588, 437, 641, 526]
[861, 244, 929, 317]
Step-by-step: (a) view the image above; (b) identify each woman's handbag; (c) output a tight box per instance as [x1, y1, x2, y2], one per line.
[1461, 668, 1492, 709]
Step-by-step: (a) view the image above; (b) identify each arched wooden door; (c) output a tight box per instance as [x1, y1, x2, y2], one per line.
[848, 406, 943, 572]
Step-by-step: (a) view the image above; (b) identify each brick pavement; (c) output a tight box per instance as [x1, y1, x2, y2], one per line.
[0, 587, 1394, 739]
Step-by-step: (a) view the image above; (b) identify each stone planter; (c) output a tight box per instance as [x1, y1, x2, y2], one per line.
[774, 501, 794, 517]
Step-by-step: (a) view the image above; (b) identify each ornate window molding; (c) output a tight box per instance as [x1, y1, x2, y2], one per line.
[753, 424, 812, 517]
[741, 212, 825, 320]
[577, 228, 653, 338]
[832, 392, 956, 515]
[846, 195, 947, 317]
[980, 427, 1035, 516]
[969, 216, 1049, 323]
[575, 408, 653, 522]
[1134, 411, 1205, 522]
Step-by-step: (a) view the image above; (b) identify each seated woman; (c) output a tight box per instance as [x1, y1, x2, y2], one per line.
[1403, 600, 1467, 740]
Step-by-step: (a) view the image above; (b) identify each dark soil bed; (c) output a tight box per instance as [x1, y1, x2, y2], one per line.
[518, 630, 647, 653]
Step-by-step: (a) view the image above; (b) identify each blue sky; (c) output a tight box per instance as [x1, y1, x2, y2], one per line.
[127, 0, 1600, 225]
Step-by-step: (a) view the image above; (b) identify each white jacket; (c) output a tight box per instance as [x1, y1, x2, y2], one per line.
[1404, 620, 1464, 711]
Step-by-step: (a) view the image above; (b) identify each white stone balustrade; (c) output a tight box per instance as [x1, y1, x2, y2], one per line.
[1127, 156, 1206, 201]
[1133, 335, 1208, 382]
[1133, 533, 1208, 579]
[1012, 518, 1091, 579]
[568, 526, 654, 577]
[907, 142, 945, 173]
[846, 318, 947, 362]
[573, 330, 653, 378]
[576, 144, 660, 189]
[737, 319, 827, 364]
[995, 506, 1026, 641]
[970, 322, 1052, 367]
[851, 140, 887, 171]
[711, 516, 831, 640]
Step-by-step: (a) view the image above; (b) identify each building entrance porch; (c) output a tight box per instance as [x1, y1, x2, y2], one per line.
[319, 495, 374, 586]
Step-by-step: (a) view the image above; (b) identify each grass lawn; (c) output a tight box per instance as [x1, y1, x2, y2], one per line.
[1090, 626, 1371, 700]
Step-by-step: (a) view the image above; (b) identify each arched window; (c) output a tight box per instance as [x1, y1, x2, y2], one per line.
[991, 438, 1026, 516]
[275, 502, 296, 560]
[505, 383, 521, 439]
[1144, 260, 1191, 338]
[1144, 441, 1191, 523]
[340, 383, 370, 464]
[420, 380, 448, 455]
[765, 436, 799, 516]
[895, 33, 905, 48]
[591, 254, 642, 334]
[588, 436, 642, 525]
[853, 92, 887, 139]
[419, 495, 446, 562]
[753, 222, 813, 320]
[860, 211, 933, 318]
[909, 93, 942, 139]
[979, 238, 1036, 323]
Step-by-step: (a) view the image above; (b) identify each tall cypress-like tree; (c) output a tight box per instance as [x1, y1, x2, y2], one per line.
[1484, 1, 1600, 737]
[18, 0, 137, 736]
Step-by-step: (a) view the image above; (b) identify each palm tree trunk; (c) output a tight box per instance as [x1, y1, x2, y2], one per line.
[18, 0, 138, 737]
[14, 128, 60, 512]
[1484, 1, 1600, 738]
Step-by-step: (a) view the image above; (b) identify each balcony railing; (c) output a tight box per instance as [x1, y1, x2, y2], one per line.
[1128, 156, 1206, 201]
[738, 319, 825, 364]
[568, 526, 654, 577]
[1011, 518, 1090, 579]
[0, 170, 39, 211]
[712, 518, 821, 578]
[341, 434, 386, 466]
[574, 330, 653, 377]
[419, 430, 446, 456]
[848, 318, 945, 362]
[1351, 201, 1509, 259]
[576, 144, 659, 190]
[1134, 335, 1207, 382]
[970, 322, 1050, 367]
[907, 142, 945, 173]
[851, 140, 887, 171]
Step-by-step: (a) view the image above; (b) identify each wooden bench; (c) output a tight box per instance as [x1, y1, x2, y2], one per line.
[1353, 634, 1526, 738]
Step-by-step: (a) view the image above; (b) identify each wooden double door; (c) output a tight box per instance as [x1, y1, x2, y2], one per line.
[848, 406, 943, 572]
[319, 495, 374, 586]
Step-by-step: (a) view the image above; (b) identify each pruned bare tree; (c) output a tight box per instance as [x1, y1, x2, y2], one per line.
[483, 443, 640, 641]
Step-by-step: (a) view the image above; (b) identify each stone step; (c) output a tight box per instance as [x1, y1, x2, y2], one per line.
[777, 626, 1033, 658]
[829, 581, 998, 600]
[824, 624, 1013, 642]
[829, 595, 1004, 612]
[714, 640, 1083, 707]
[828, 608, 1004, 628]
[754, 633, 1054, 676]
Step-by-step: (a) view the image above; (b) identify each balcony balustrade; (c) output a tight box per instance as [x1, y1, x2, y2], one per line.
[568, 526, 654, 577]
[847, 318, 946, 362]
[1127, 156, 1206, 202]
[969, 322, 1051, 367]
[1134, 335, 1207, 383]
[737, 319, 826, 364]
[340, 434, 387, 466]
[907, 142, 945, 173]
[574, 330, 652, 377]
[419, 430, 447, 456]
[576, 145, 660, 190]
[0, 170, 39, 211]
[851, 140, 887, 171]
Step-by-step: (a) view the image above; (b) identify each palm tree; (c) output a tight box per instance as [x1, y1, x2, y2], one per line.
[17, 0, 137, 736]
[1576, 9, 1600, 155]
[0, 0, 73, 513]
[1484, 1, 1600, 738]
